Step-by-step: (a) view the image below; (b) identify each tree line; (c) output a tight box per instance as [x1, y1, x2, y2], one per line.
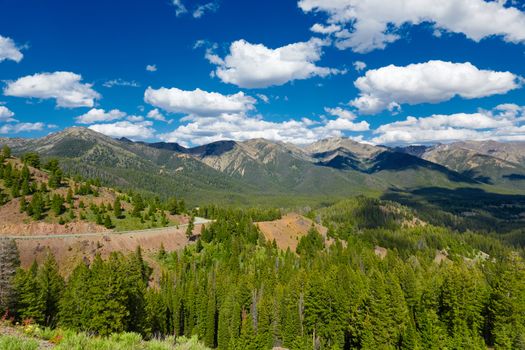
[1, 205, 524, 349]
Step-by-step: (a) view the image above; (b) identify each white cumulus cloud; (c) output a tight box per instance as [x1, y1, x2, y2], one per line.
[158, 113, 345, 146]
[353, 61, 367, 72]
[325, 107, 357, 120]
[350, 61, 522, 114]
[324, 118, 370, 132]
[156, 102, 369, 147]
[146, 64, 157, 72]
[298, 0, 525, 52]
[88, 121, 155, 140]
[372, 104, 525, 144]
[4, 72, 100, 108]
[0, 106, 16, 122]
[310, 23, 341, 34]
[0, 122, 53, 134]
[146, 108, 171, 123]
[0, 35, 23, 63]
[205, 38, 342, 88]
[126, 115, 145, 122]
[75, 108, 126, 124]
[144, 87, 257, 116]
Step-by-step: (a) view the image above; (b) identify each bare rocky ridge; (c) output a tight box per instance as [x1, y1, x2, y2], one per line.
[2, 128, 525, 204]
[422, 141, 525, 169]
[304, 137, 385, 159]
[412, 141, 525, 189]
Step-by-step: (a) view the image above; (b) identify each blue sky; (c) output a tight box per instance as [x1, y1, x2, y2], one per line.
[0, 0, 524, 146]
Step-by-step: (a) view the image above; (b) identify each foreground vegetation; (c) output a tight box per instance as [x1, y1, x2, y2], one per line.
[0, 329, 209, 350]
[0, 196, 524, 349]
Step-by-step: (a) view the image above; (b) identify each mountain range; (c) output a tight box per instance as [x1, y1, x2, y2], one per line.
[2, 127, 525, 207]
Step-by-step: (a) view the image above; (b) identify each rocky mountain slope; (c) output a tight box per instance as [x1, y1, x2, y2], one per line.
[2, 128, 523, 206]
[1, 128, 254, 203]
[404, 141, 525, 190]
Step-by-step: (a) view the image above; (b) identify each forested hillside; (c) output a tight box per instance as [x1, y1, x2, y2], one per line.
[3, 128, 517, 207]
[3, 128, 525, 234]
[1, 201, 524, 349]
[0, 145, 187, 234]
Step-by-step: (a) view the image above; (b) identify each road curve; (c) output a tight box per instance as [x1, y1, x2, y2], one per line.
[4, 217, 213, 240]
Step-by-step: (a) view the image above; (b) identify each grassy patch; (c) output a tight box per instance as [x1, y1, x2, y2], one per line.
[52, 332, 209, 350]
[0, 335, 39, 350]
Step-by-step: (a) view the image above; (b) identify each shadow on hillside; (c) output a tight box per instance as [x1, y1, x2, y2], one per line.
[188, 140, 237, 157]
[316, 151, 479, 184]
[382, 187, 525, 232]
[460, 170, 493, 184]
[313, 150, 362, 171]
[504, 174, 525, 181]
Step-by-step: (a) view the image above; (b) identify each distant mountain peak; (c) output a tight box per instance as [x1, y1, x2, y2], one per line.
[305, 137, 383, 158]
[44, 127, 115, 143]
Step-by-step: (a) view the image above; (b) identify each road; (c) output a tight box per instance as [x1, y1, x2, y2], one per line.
[4, 217, 212, 240]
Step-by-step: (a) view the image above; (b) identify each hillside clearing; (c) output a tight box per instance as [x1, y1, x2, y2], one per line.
[257, 213, 328, 251]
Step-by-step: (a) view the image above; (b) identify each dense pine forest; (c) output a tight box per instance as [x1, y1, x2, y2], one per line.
[1, 201, 524, 349]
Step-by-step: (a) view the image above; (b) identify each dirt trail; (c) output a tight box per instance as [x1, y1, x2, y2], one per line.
[9, 218, 212, 275]
[2, 217, 211, 240]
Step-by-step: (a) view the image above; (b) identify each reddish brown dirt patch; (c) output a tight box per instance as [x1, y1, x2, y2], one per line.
[257, 213, 328, 251]
[15, 224, 203, 276]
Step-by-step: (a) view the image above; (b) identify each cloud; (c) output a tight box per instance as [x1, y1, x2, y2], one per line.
[146, 108, 171, 123]
[172, 0, 219, 18]
[325, 107, 357, 120]
[146, 64, 157, 72]
[138, 87, 364, 146]
[0, 106, 16, 122]
[0, 104, 54, 135]
[4, 71, 100, 108]
[353, 61, 367, 72]
[144, 87, 257, 116]
[154, 97, 368, 146]
[75, 108, 126, 124]
[0, 35, 24, 63]
[193, 40, 208, 49]
[323, 107, 369, 131]
[298, 0, 525, 52]
[205, 38, 342, 88]
[103, 79, 140, 88]
[126, 115, 145, 122]
[172, 0, 187, 16]
[193, 2, 219, 18]
[158, 113, 342, 146]
[310, 23, 341, 34]
[256, 94, 270, 103]
[88, 120, 155, 140]
[371, 104, 525, 144]
[0, 122, 52, 134]
[350, 61, 522, 114]
[324, 118, 370, 131]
